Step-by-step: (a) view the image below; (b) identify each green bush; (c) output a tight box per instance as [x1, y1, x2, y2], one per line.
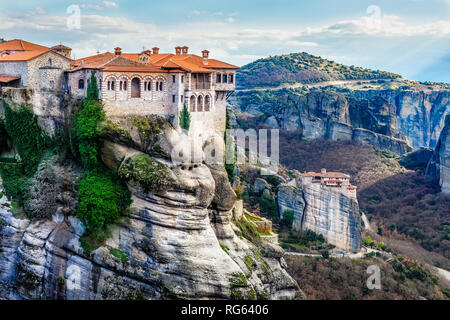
[74, 100, 105, 169]
[0, 162, 29, 202]
[281, 210, 294, 228]
[77, 169, 131, 233]
[3, 102, 47, 174]
[259, 195, 279, 222]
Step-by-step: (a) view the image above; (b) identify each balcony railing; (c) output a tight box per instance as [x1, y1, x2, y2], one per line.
[191, 82, 211, 90]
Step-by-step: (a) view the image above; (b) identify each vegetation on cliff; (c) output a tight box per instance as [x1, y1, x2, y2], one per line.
[118, 154, 175, 192]
[179, 103, 191, 131]
[237, 52, 401, 89]
[72, 71, 131, 237]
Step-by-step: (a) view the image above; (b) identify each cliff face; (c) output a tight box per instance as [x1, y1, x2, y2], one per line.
[426, 114, 450, 194]
[277, 182, 361, 252]
[231, 89, 449, 154]
[0, 89, 301, 300]
[350, 90, 449, 149]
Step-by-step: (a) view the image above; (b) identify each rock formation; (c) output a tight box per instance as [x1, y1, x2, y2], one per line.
[0, 89, 302, 300]
[277, 180, 361, 252]
[426, 114, 450, 194]
[231, 89, 449, 154]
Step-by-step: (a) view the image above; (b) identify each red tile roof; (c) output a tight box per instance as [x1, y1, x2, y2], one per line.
[0, 39, 48, 52]
[0, 49, 72, 62]
[70, 49, 239, 74]
[0, 50, 48, 61]
[0, 75, 20, 83]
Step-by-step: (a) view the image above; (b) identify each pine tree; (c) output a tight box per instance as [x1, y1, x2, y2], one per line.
[86, 71, 99, 101]
[179, 103, 191, 131]
[224, 108, 235, 182]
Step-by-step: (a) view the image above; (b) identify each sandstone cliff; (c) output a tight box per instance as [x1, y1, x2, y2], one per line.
[0, 89, 302, 300]
[426, 114, 450, 194]
[231, 89, 449, 154]
[277, 181, 361, 252]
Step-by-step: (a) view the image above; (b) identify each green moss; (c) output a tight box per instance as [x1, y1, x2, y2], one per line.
[102, 120, 132, 140]
[234, 217, 261, 245]
[220, 242, 230, 255]
[244, 255, 257, 272]
[133, 116, 164, 141]
[229, 272, 248, 288]
[109, 248, 129, 263]
[118, 154, 175, 192]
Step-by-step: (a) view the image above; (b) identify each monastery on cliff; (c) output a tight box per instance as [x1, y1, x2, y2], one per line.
[0, 39, 238, 131]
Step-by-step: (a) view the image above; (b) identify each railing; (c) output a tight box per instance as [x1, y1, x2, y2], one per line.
[191, 82, 211, 90]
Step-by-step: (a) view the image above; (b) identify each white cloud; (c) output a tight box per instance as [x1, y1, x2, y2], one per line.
[103, 1, 119, 8]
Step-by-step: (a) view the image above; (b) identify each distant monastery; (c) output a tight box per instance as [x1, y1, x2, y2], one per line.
[0, 39, 238, 132]
[301, 168, 357, 197]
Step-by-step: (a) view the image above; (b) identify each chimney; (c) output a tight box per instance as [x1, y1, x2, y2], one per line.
[321, 168, 327, 174]
[114, 47, 122, 55]
[202, 50, 209, 65]
[182, 46, 189, 55]
[152, 47, 159, 54]
[175, 46, 181, 55]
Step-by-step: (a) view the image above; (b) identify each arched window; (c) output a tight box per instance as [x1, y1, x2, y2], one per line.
[131, 77, 141, 98]
[204, 95, 211, 111]
[190, 95, 196, 112]
[197, 95, 203, 112]
[107, 80, 115, 91]
[156, 81, 163, 91]
[78, 79, 84, 89]
[144, 80, 152, 91]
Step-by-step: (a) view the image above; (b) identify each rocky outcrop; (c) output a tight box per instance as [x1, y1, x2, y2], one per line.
[231, 89, 450, 154]
[350, 90, 449, 149]
[0, 92, 301, 300]
[277, 181, 361, 252]
[426, 114, 450, 194]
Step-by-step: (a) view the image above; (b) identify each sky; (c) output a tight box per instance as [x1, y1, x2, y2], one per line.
[0, 0, 449, 82]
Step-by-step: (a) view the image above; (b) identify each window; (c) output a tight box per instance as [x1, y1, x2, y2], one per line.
[172, 75, 176, 83]
[181, 95, 184, 102]
[48, 58, 52, 66]
[78, 79, 84, 89]
[181, 76, 184, 83]
[223, 74, 227, 83]
[123, 80, 127, 91]
[147, 81, 152, 91]
[216, 73, 221, 83]
[49, 80, 54, 89]
[107, 80, 115, 91]
[156, 81, 163, 91]
[120, 81, 123, 91]
[228, 74, 234, 83]
[172, 95, 176, 103]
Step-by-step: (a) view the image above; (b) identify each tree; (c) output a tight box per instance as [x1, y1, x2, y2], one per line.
[281, 210, 294, 229]
[224, 108, 235, 182]
[86, 71, 99, 101]
[179, 103, 191, 131]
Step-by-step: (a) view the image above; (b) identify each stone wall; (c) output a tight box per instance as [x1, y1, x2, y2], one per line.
[27, 51, 71, 91]
[0, 62, 28, 87]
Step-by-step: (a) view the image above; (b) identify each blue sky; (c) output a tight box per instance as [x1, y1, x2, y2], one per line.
[1, 0, 449, 82]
